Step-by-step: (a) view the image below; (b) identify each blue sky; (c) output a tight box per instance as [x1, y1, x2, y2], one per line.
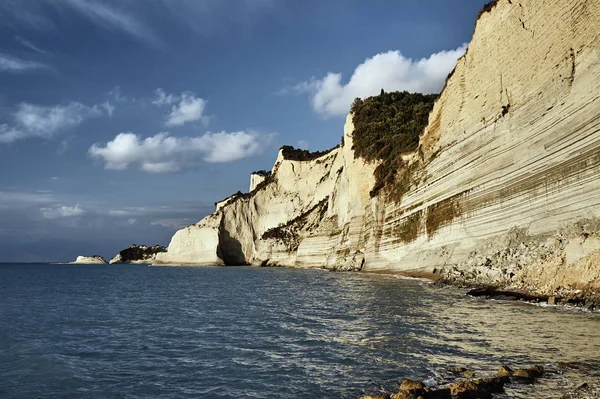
[0, 0, 488, 262]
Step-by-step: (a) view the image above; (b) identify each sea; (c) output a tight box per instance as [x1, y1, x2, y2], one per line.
[0, 263, 599, 399]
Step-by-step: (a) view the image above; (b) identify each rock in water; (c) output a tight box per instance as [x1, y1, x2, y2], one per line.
[109, 245, 167, 264]
[69, 255, 108, 264]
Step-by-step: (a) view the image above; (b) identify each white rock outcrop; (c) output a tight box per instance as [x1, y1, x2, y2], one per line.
[249, 172, 269, 192]
[154, 0, 600, 296]
[70, 255, 108, 264]
[109, 245, 167, 264]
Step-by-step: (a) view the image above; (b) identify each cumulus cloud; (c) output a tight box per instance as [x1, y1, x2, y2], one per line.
[0, 52, 48, 73]
[89, 130, 273, 172]
[40, 204, 85, 219]
[293, 44, 467, 116]
[0, 101, 110, 144]
[152, 89, 207, 127]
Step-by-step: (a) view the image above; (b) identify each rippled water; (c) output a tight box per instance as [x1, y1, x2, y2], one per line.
[0, 264, 599, 398]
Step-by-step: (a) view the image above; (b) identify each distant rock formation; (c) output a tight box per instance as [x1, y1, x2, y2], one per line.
[154, 0, 600, 302]
[70, 255, 108, 264]
[109, 245, 167, 264]
[249, 170, 271, 192]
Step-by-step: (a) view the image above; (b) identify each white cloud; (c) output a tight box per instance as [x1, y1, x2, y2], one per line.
[57, 140, 69, 155]
[100, 101, 115, 117]
[297, 140, 309, 150]
[152, 88, 177, 106]
[15, 36, 49, 55]
[150, 90, 207, 127]
[62, 0, 158, 43]
[0, 1, 276, 45]
[89, 130, 273, 172]
[0, 101, 110, 144]
[107, 86, 135, 104]
[295, 44, 467, 116]
[0, 52, 48, 73]
[0, 191, 54, 208]
[276, 78, 320, 96]
[166, 93, 206, 126]
[40, 204, 85, 219]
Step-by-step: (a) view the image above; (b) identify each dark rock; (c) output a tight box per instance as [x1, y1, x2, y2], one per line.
[424, 388, 451, 399]
[399, 380, 427, 392]
[513, 365, 544, 383]
[448, 380, 480, 399]
[556, 362, 577, 370]
[475, 376, 509, 394]
[498, 365, 513, 377]
[466, 288, 548, 303]
[447, 367, 476, 378]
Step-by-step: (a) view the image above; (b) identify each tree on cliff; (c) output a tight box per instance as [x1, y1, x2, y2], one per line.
[351, 90, 437, 197]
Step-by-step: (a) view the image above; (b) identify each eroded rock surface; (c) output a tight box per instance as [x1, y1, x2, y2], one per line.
[155, 0, 600, 300]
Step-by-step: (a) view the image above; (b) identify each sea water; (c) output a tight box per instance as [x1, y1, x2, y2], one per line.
[1, 263, 599, 398]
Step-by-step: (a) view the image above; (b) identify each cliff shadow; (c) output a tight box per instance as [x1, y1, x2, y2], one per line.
[217, 219, 248, 266]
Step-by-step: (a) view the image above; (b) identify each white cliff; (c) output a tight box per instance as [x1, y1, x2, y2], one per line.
[249, 171, 269, 192]
[109, 245, 167, 264]
[70, 255, 108, 264]
[155, 0, 600, 300]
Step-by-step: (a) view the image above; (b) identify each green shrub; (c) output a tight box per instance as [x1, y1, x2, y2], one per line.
[351, 90, 437, 197]
[251, 170, 271, 177]
[280, 145, 338, 162]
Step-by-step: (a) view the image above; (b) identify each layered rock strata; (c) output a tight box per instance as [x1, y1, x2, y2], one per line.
[155, 0, 600, 299]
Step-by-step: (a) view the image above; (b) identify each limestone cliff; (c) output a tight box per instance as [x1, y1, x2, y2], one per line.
[110, 245, 167, 264]
[155, 119, 377, 270]
[156, 0, 600, 298]
[70, 255, 108, 264]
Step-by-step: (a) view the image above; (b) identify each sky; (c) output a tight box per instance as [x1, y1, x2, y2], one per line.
[0, 0, 489, 262]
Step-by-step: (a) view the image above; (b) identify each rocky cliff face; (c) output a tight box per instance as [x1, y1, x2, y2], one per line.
[155, 117, 377, 269]
[110, 245, 167, 264]
[156, 0, 600, 297]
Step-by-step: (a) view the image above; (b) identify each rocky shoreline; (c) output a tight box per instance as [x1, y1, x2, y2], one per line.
[360, 363, 600, 399]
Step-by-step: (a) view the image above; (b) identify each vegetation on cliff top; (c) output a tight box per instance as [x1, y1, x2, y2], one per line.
[477, 0, 500, 20]
[118, 245, 167, 261]
[280, 145, 339, 162]
[351, 90, 437, 197]
[251, 170, 271, 177]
